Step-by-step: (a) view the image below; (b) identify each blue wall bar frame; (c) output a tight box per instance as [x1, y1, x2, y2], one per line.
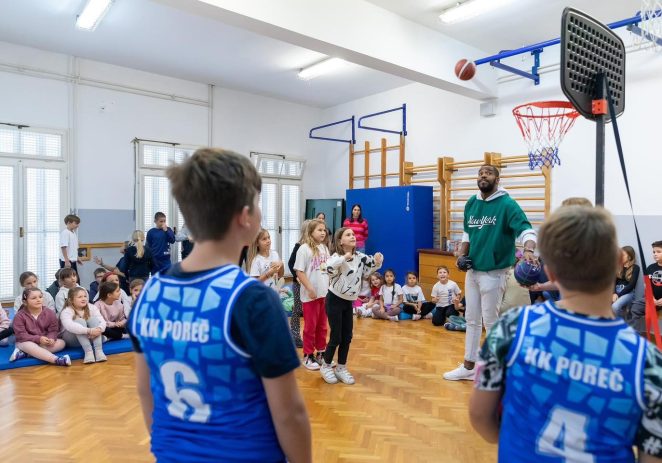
[309, 116, 356, 144]
[357, 104, 407, 136]
[473, 11, 662, 82]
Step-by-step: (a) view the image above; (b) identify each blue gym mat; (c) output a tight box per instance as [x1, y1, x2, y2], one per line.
[0, 338, 134, 371]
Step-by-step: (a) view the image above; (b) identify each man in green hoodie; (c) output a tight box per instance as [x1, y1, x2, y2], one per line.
[443, 165, 537, 381]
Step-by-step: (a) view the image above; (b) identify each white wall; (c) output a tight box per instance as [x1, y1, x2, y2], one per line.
[0, 40, 322, 211]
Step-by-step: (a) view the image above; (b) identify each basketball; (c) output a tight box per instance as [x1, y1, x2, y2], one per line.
[513, 260, 542, 286]
[454, 58, 476, 80]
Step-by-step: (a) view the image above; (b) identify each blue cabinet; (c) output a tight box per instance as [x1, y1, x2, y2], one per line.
[346, 186, 433, 284]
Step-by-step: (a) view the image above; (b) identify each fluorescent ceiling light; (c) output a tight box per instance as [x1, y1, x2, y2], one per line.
[298, 58, 348, 80]
[439, 0, 514, 24]
[76, 0, 113, 31]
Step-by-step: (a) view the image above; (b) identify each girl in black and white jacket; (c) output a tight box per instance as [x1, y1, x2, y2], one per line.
[321, 227, 383, 385]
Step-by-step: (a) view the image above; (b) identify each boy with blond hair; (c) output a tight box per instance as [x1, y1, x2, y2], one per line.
[470, 206, 662, 462]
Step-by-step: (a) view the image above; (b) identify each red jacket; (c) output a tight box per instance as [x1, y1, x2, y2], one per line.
[13, 307, 60, 343]
[343, 218, 369, 248]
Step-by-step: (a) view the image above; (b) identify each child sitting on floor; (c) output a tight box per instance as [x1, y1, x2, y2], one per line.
[60, 287, 107, 363]
[10, 288, 70, 366]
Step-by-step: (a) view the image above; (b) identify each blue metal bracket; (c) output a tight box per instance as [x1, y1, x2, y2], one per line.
[357, 104, 407, 136]
[474, 11, 662, 82]
[309, 116, 355, 144]
[490, 49, 541, 85]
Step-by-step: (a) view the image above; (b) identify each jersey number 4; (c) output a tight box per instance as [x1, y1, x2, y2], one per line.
[536, 406, 594, 463]
[160, 361, 211, 423]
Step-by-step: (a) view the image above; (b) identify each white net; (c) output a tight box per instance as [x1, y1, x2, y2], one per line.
[632, 0, 662, 51]
[512, 102, 580, 170]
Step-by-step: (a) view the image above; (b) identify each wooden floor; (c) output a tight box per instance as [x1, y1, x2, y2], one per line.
[0, 318, 496, 463]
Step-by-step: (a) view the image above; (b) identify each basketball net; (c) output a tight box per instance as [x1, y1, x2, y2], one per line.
[512, 101, 580, 170]
[632, 0, 662, 51]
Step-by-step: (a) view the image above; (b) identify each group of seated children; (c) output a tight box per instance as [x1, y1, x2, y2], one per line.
[1, 268, 145, 367]
[353, 266, 464, 328]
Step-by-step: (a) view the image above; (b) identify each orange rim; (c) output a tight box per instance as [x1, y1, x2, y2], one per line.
[512, 101, 580, 119]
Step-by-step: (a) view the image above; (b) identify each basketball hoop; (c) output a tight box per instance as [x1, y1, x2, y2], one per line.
[632, 0, 662, 51]
[512, 101, 580, 170]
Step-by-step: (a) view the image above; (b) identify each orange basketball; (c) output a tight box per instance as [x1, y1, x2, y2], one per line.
[454, 59, 476, 81]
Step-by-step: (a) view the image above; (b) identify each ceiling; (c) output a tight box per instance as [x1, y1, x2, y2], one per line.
[0, 0, 411, 108]
[366, 0, 641, 53]
[0, 0, 643, 108]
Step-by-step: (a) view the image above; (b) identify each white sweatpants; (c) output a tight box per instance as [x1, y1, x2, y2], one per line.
[464, 268, 509, 362]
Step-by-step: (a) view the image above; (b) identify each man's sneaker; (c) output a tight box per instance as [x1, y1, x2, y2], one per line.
[303, 355, 320, 370]
[55, 355, 71, 367]
[83, 350, 95, 364]
[335, 367, 355, 385]
[443, 363, 476, 381]
[388, 315, 399, 322]
[9, 347, 27, 362]
[320, 363, 338, 384]
[412, 314, 422, 321]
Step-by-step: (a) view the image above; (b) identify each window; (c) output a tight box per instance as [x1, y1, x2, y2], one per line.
[0, 124, 67, 301]
[135, 141, 197, 262]
[252, 152, 305, 272]
[0, 126, 64, 159]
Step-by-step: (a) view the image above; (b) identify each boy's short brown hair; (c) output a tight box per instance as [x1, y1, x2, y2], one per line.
[59, 267, 77, 281]
[167, 148, 261, 241]
[653, 241, 662, 249]
[561, 197, 592, 207]
[130, 279, 145, 290]
[64, 214, 80, 224]
[539, 206, 618, 293]
[154, 212, 166, 221]
[437, 266, 449, 273]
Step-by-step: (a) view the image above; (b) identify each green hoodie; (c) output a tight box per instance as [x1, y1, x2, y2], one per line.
[464, 189, 533, 271]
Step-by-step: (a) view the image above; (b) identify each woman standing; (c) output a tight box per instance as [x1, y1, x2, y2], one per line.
[342, 204, 368, 253]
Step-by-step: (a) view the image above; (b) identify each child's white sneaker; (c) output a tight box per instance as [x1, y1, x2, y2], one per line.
[334, 367, 355, 385]
[303, 355, 320, 370]
[83, 350, 95, 364]
[412, 314, 421, 321]
[443, 363, 476, 381]
[388, 315, 399, 322]
[320, 363, 338, 383]
[424, 312, 433, 319]
[94, 349, 107, 363]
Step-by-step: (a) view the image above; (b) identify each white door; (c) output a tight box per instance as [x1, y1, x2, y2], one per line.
[0, 159, 66, 300]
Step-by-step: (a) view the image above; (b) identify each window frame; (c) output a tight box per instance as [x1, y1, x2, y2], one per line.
[0, 125, 68, 162]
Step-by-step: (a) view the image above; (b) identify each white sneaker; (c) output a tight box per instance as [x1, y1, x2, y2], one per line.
[424, 312, 433, 319]
[412, 314, 421, 321]
[83, 350, 95, 364]
[335, 367, 355, 385]
[443, 363, 476, 381]
[388, 315, 399, 322]
[303, 355, 320, 370]
[9, 347, 27, 362]
[320, 363, 338, 383]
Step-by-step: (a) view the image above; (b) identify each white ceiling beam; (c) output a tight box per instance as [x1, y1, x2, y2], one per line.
[155, 0, 497, 100]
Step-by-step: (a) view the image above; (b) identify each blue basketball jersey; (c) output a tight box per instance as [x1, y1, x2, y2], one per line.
[130, 265, 286, 463]
[500, 301, 647, 463]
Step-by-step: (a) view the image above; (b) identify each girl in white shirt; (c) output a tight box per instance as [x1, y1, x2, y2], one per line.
[247, 228, 284, 291]
[322, 227, 383, 384]
[293, 219, 330, 371]
[59, 287, 107, 364]
[373, 269, 403, 321]
[13, 272, 55, 314]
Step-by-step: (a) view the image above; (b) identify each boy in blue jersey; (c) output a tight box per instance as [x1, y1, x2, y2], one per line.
[146, 212, 176, 273]
[470, 206, 662, 463]
[129, 148, 312, 463]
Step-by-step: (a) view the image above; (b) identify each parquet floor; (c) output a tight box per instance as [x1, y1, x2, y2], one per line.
[0, 318, 496, 463]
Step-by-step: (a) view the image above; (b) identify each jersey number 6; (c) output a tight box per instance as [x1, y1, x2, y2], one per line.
[160, 361, 212, 423]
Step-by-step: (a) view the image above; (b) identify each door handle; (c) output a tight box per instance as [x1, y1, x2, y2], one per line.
[19, 226, 24, 238]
